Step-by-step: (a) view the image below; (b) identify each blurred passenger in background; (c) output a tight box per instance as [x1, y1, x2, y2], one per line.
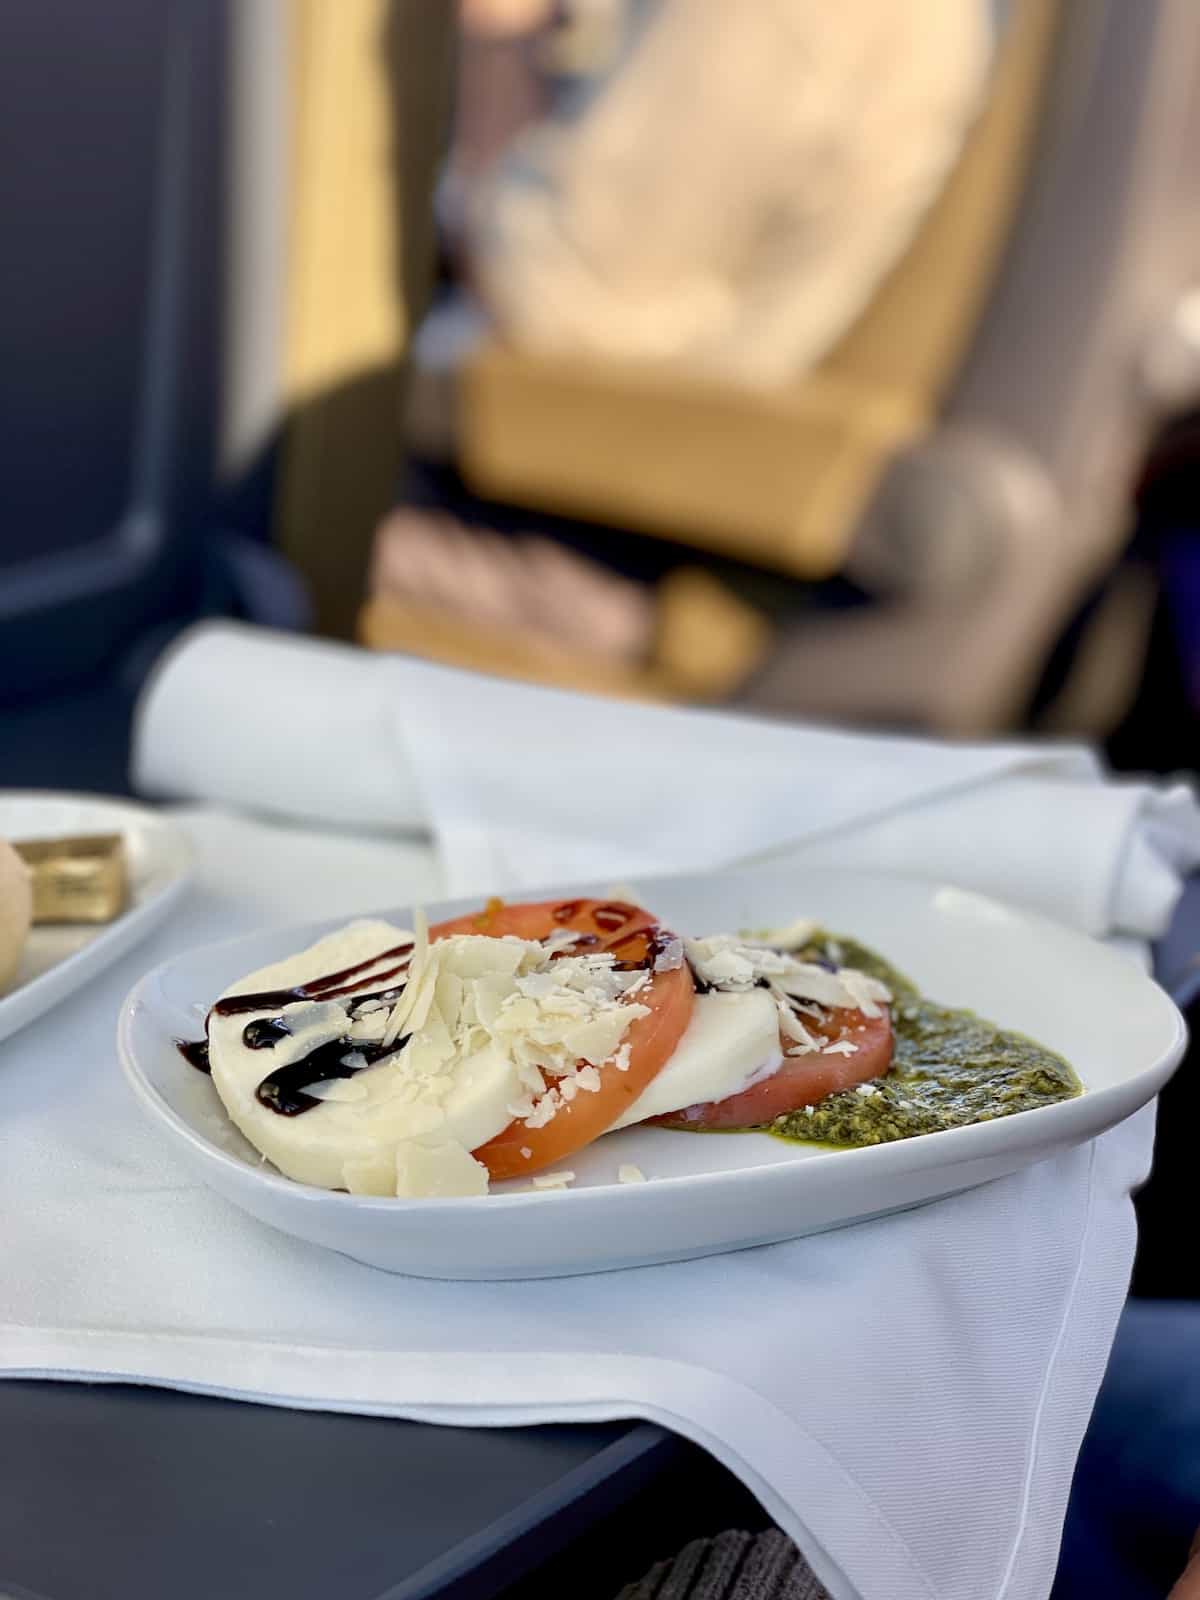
[6, 0, 1196, 783]
[376, 0, 996, 699]
[465, 0, 992, 385]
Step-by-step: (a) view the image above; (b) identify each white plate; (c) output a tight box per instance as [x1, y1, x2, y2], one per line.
[0, 792, 193, 1045]
[118, 867, 1186, 1279]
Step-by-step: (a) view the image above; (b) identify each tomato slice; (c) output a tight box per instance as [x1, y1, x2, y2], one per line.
[428, 898, 694, 1178]
[653, 1005, 893, 1130]
[430, 896, 655, 948]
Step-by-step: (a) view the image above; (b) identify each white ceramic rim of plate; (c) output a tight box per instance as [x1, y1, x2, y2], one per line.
[2, 790, 194, 1023]
[117, 871, 1188, 1215]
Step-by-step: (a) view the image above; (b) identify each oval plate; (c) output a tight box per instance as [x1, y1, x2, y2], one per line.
[118, 867, 1186, 1279]
[1, 791, 192, 1047]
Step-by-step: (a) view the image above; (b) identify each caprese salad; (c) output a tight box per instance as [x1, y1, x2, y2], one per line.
[177, 895, 896, 1195]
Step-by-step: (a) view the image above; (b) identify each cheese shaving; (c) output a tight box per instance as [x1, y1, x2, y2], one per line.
[366, 927, 655, 1134]
[685, 934, 890, 1017]
[532, 1170, 575, 1189]
[748, 917, 819, 951]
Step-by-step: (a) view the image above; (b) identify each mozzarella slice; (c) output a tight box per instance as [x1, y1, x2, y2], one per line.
[610, 989, 782, 1129]
[206, 918, 650, 1197]
[207, 921, 515, 1195]
[205, 918, 868, 1193]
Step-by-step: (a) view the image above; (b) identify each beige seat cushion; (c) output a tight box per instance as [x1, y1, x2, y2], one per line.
[461, 0, 1061, 577]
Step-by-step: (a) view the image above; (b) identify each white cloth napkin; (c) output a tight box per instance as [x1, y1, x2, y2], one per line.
[0, 812, 1160, 1600]
[136, 622, 1200, 936]
[5, 621, 1197, 1600]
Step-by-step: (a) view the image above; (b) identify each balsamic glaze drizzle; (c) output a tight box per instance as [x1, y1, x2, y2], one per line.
[550, 900, 638, 933]
[254, 1034, 409, 1117]
[182, 906, 681, 1118]
[242, 1018, 289, 1050]
[592, 901, 640, 932]
[209, 940, 414, 1017]
[175, 1037, 211, 1073]
[175, 942, 415, 1113]
[608, 925, 673, 973]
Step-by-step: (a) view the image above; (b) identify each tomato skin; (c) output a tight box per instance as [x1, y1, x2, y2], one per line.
[425, 898, 892, 1154]
[476, 962, 695, 1178]
[430, 897, 655, 949]
[652, 1005, 893, 1130]
[427, 898, 694, 1178]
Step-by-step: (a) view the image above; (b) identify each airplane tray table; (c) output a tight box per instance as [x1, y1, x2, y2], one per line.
[2, 888, 1195, 1600]
[0, 1383, 689, 1600]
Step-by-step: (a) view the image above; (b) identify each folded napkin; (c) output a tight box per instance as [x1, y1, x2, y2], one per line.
[0, 812, 1160, 1600]
[136, 621, 1200, 937]
[5, 622, 1195, 1600]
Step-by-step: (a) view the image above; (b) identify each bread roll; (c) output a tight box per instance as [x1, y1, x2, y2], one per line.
[0, 839, 33, 993]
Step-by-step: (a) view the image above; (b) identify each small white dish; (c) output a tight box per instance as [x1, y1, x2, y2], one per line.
[1, 791, 193, 1045]
[118, 866, 1186, 1280]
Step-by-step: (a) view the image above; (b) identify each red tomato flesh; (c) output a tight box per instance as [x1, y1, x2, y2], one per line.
[653, 1005, 893, 1130]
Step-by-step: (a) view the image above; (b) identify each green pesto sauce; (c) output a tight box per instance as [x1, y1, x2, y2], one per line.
[770, 935, 1082, 1148]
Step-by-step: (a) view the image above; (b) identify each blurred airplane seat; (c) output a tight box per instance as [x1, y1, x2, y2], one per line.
[0, 0, 307, 793]
[29, 1, 1194, 754]
[368, 0, 1200, 734]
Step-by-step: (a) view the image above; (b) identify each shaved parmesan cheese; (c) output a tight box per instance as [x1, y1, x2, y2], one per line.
[394, 1139, 489, 1198]
[749, 917, 819, 951]
[207, 906, 891, 1204]
[209, 920, 645, 1196]
[532, 1169, 575, 1189]
[777, 1000, 819, 1054]
[653, 935, 684, 972]
[342, 1150, 395, 1196]
[685, 933, 890, 1016]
